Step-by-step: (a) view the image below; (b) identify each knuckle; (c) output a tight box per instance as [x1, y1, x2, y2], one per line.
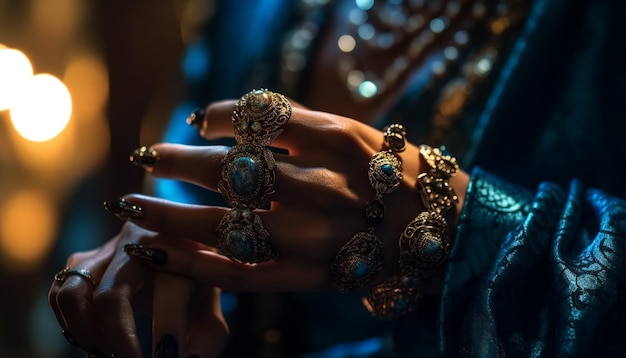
[56, 285, 84, 310]
[92, 289, 122, 312]
[309, 170, 360, 212]
[325, 120, 366, 153]
[66, 251, 89, 266]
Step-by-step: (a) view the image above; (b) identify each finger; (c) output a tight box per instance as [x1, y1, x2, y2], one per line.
[152, 273, 194, 358]
[145, 143, 228, 189]
[92, 226, 155, 357]
[128, 144, 317, 202]
[126, 238, 329, 292]
[119, 180, 361, 259]
[49, 250, 94, 332]
[51, 240, 117, 355]
[194, 99, 376, 156]
[117, 194, 227, 246]
[184, 285, 229, 358]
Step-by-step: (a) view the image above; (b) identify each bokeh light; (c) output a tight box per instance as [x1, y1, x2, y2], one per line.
[0, 48, 34, 111]
[64, 54, 108, 117]
[9, 73, 72, 142]
[0, 189, 57, 269]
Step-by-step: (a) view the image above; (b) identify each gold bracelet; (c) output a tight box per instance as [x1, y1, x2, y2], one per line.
[363, 144, 459, 317]
[330, 124, 407, 292]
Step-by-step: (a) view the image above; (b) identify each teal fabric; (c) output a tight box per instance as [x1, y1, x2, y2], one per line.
[157, 0, 626, 356]
[439, 168, 626, 357]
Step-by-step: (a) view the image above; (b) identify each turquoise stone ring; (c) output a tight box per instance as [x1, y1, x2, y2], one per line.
[219, 144, 276, 209]
[232, 89, 292, 146]
[216, 89, 291, 264]
[216, 209, 276, 264]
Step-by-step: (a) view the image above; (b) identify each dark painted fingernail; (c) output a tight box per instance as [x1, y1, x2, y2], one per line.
[186, 108, 205, 129]
[62, 330, 77, 346]
[130, 146, 159, 167]
[155, 334, 179, 358]
[103, 198, 144, 221]
[124, 244, 168, 265]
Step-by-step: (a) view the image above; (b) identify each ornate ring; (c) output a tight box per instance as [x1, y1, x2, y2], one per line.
[54, 267, 96, 287]
[216, 209, 276, 264]
[232, 89, 292, 146]
[383, 123, 407, 152]
[218, 144, 276, 209]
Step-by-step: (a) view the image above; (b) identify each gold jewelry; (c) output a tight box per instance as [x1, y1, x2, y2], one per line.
[364, 144, 459, 317]
[186, 107, 205, 129]
[216, 209, 276, 264]
[232, 88, 292, 146]
[362, 275, 423, 318]
[330, 124, 406, 292]
[54, 267, 96, 287]
[217, 89, 291, 264]
[218, 144, 277, 210]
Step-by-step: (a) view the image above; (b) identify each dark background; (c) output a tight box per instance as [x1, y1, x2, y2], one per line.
[0, 1, 205, 356]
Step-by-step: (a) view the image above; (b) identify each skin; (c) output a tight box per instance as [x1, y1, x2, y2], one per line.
[47, 0, 490, 354]
[48, 223, 228, 358]
[48, 100, 469, 357]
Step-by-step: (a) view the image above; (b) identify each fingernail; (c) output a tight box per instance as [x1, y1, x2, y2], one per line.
[186, 108, 205, 129]
[123, 244, 168, 264]
[62, 330, 77, 346]
[103, 198, 144, 221]
[130, 146, 159, 168]
[155, 334, 179, 358]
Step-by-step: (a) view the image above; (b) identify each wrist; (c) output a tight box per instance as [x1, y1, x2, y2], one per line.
[365, 144, 469, 317]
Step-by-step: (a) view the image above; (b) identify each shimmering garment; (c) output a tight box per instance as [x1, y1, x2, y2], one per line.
[439, 168, 626, 357]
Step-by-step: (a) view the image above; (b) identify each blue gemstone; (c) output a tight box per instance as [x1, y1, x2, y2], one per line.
[230, 157, 258, 197]
[423, 236, 441, 256]
[381, 163, 394, 176]
[394, 298, 408, 312]
[227, 230, 253, 261]
[351, 261, 369, 277]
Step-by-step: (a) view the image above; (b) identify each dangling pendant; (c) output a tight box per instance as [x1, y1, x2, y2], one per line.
[330, 228, 384, 292]
[399, 209, 450, 278]
[362, 274, 423, 318]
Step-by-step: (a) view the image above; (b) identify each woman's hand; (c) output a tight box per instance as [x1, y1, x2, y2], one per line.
[48, 222, 228, 358]
[120, 98, 469, 292]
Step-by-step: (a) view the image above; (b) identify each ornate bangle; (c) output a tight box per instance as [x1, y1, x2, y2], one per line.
[363, 144, 459, 317]
[330, 124, 407, 292]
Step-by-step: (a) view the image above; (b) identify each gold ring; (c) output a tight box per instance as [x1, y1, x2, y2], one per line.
[232, 88, 292, 146]
[216, 209, 276, 264]
[54, 267, 95, 287]
[218, 144, 276, 210]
